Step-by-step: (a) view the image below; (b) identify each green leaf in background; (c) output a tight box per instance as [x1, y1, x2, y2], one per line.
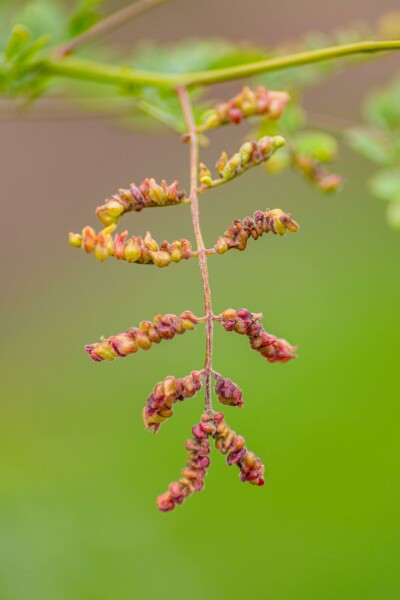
[61, 76, 208, 134]
[256, 100, 306, 138]
[292, 130, 338, 162]
[258, 23, 374, 92]
[264, 146, 291, 173]
[0, 23, 51, 98]
[5, 24, 31, 60]
[3, 22, 50, 68]
[125, 40, 268, 130]
[5, 0, 68, 45]
[364, 76, 400, 131]
[0, 1, 112, 100]
[282, 101, 307, 133]
[130, 38, 267, 74]
[259, 58, 334, 92]
[68, 0, 104, 38]
[369, 169, 400, 202]
[0, 0, 106, 55]
[132, 86, 187, 133]
[345, 127, 394, 166]
[135, 85, 210, 133]
[0, 1, 66, 98]
[14, 34, 50, 64]
[345, 74, 400, 230]
[386, 200, 400, 230]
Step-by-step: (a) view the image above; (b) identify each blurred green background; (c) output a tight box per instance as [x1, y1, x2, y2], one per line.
[1, 1, 400, 599]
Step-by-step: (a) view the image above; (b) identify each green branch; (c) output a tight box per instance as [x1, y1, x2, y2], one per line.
[40, 56, 173, 88]
[179, 40, 400, 86]
[40, 40, 400, 90]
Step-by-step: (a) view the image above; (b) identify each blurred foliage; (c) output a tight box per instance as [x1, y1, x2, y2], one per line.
[0, 0, 104, 98]
[0, 0, 399, 220]
[123, 38, 267, 133]
[0, 23, 50, 98]
[346, 76, 400, 229]
[129, 38, 267, 74]
[53, 38, 269, 133]
[291, 131, 338, 162]
[258, 25, 373, 92]
[254, 100, 341, 193]
[0, 0, 103, 41]
[68, 0, 103, 37]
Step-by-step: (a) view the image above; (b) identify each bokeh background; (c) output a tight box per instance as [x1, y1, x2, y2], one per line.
[1, 1, 400, 599]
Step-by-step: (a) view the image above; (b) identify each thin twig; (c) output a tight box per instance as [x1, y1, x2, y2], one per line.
[55, 0, 171, 57]
[177, 85, 214, 414]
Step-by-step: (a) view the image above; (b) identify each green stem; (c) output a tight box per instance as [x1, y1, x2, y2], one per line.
[40, 56, 173, 88]
[180, 40, 400, 86]
[40, 40, 400, 90]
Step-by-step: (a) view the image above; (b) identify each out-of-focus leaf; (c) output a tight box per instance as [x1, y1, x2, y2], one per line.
[364, 76, 400, 131]
[130, 39, 267, 74]
[258, 34, 332, 91]
[369, 169, 400, 202]
[256, 101, 306, 138]
[0, 18, 52, 98]
[345, 127, 394, 166]
[282, 101, 307, 133]
[121, 39, 268, 130]
[5, 25, 31, 60]
[210, 47, 268, 69]
[256, 117, 279, 138]
[136, 89, 186, 132]
[292, 131, 338, 162]
[386, 201, 400, 230]
[264, 147, 291, 174]
[137, 85, 209, 133]
[61, 77, 207, 134]
[6, 0, 68, 45]
[258, 22, 374, 92]
[331, 24, 371, 46]
[350, 74, 400, 231]
[14, 34, 50, 64]
[0, 1, 112, 100]
[260, 61, 333, 92]
[68, 0, 104, 38]
[135, 98, 184, 133]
